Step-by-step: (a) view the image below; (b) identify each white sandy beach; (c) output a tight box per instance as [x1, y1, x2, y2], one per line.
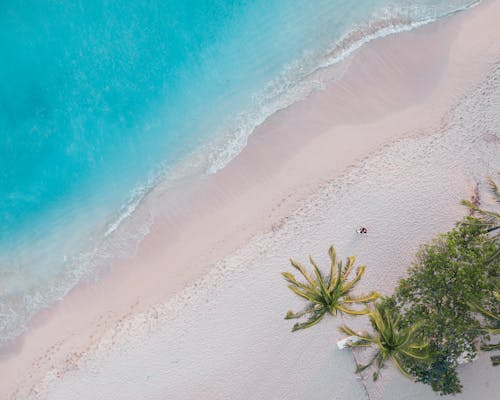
[2, 1, 500, 399]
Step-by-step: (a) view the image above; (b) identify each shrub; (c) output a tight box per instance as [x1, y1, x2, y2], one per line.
[388, 218, 499, 395]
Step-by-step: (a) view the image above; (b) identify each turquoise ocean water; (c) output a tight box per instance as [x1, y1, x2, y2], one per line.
[0, 0, 478, 345]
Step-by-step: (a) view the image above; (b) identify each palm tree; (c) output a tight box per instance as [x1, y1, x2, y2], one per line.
[461, 174, 500, 263]
[340, 302, 431, 381]
[469, 289, 500, 366]
[282, 245, 379, 331]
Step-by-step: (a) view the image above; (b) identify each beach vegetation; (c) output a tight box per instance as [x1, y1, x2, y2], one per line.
[461, 174, 500, 265]
[468, 289, 500, 366]
[340, 301, 431, 381]
[285, 176, 498, 394]
[282, 245, 379, 331]
[387, 217, 499, 395]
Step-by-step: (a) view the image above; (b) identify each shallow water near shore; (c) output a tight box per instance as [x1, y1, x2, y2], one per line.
[0, 0, 479, 346]
[36, 47, 500, 400]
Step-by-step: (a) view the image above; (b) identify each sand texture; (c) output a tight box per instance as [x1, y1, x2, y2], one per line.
[1, 1, 500, 399]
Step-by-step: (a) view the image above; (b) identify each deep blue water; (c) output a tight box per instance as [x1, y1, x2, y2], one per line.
[0, 0, 478, 344]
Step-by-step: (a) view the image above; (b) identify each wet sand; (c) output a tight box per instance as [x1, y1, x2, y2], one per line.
[2, 1, 500, 399]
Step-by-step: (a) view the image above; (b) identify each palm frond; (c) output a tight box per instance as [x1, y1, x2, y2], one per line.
[482, 327, 500, 335]
[461, 199, 480, 212]
[342, 266, 366, 293]
[481, 342, 500, 352]
[461, 175, 500, 229]
[342, 256, 355, 279]
[287, 285, 320, 303]
[400, 348, 431, 360]
[291, 309, 326, 332]
[392, 355, 414, 380]
[487, 175, 500, 203]
[284, 305, 317, 320]
[309, 255, 330, 298]
[355, 351, 381, 373]
[337, 304, 370, 315]
[469, 302, 500, 321]
[289, 259, 315, 286]
[328, 245, 338, 289]
[343, 291, 381, 304]
[341, 302, 429, 381]
[281, 272, 316, 294]
[339, 325, 374, 341]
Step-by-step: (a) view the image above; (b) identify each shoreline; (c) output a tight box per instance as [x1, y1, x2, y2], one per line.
[0, 1, 477, 350]
[2, 1, 500, 398]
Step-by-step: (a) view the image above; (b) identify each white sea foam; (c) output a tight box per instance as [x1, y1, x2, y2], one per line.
[200, 2, 481, 176]
[34, 54, 499, 400]
[0, 1, 482, 348]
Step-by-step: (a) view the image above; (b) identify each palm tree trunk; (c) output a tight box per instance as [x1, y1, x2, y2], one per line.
[340, 314, 372, 400]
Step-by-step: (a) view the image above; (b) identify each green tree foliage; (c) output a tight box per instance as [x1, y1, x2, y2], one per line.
[282, 245, 379, 331]
[340, 302, 431, 381]
[282, 176, 499, 393]
[469, 287, 500, 365]
[388, 218, 499, 395]
[461, 174, 500, 264]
